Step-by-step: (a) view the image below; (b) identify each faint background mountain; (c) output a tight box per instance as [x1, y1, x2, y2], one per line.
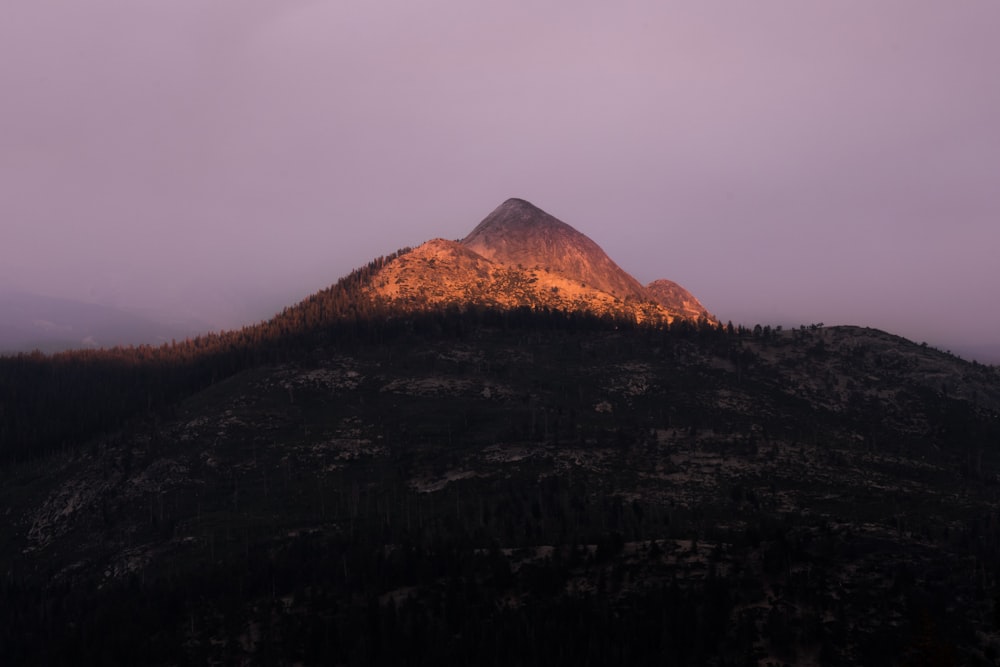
[0, 291, 204, 354]
[950, 342, 1000, 366]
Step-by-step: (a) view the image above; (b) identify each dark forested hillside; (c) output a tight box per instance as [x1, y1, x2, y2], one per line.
[2, 304, 1000, 664]
[0, 249, 416, 465]
[1, 195, 723, 467]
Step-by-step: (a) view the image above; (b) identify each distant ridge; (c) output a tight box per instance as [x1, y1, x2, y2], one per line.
[365, 198, 715, 324]
[0, 291, 198, 354]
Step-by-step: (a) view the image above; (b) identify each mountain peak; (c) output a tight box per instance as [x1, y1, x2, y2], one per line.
[496, 197, 544, 213]
[461, 199, 646, 301]
[362, 198, 715, 324]
[464, 198, 574, 239]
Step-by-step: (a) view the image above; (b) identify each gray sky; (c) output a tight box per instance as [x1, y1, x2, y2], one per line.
[3, 1, 999, 354]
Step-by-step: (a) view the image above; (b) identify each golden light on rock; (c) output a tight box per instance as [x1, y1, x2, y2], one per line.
[364, 199, 714, 326]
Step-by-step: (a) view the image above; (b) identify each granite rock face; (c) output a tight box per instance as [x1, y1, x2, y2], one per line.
[367, 198, 714, 324]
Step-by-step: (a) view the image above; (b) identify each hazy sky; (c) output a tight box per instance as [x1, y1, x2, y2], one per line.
[3, 1, 999, 354]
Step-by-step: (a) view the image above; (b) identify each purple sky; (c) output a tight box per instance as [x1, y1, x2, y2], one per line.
[3, 2, 999, 356]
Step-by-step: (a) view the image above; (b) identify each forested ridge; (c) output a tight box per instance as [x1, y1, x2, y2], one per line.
[0, 249, 411, 465]
[4, 251, 1000, 664]
[0, 245, 741, 466]
[2, 315, 999, 664]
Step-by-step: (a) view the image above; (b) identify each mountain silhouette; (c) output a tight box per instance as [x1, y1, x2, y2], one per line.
[0, 290, 199, 353]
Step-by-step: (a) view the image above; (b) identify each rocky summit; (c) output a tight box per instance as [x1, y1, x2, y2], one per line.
[462, 198, 648, 302]
[366, 198, 714, 325]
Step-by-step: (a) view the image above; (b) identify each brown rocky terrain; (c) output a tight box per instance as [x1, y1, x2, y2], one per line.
[646, 278, 713, 322]
[365, 198, 715, 325]
[462, 198, 647, 301]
